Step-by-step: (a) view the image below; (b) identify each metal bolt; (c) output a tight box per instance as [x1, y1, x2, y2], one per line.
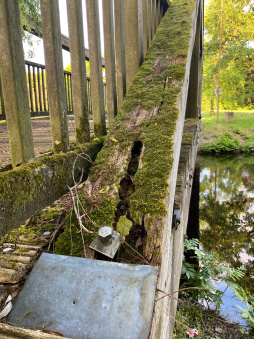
[98, 226, 113, 246]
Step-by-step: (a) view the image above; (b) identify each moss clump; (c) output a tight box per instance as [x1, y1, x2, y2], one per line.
[54, 212, 96, 257]
[0, 138, 104, 208]
[1, 206, 62, 243]
[0, 138, 104, 237]
[75, 115, 90, 144]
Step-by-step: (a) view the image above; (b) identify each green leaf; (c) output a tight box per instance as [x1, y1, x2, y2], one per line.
[116, 216, 132, 237]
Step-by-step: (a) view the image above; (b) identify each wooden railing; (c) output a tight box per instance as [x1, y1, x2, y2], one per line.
[0, 0, 168, 167]
[0, 60, 106, 119]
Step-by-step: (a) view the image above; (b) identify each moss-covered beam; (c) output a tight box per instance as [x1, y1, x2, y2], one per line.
[0, 139, 104, 237]
[76, 0, 197, 256]
[69, 0, 201, 336]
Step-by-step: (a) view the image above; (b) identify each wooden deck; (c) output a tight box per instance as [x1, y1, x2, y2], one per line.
[0, 118, 78, 166]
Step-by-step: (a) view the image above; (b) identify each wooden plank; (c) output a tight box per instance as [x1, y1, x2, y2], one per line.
[40, 0, 69, 153]
[0, 268, 16, 283]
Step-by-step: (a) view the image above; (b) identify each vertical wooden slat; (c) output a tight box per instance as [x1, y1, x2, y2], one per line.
[67, 74, 71, 112]
[0, 0, 34, 167]
[28, 65, 34, 113]
[40, 0, 69, 153]
[33, 66, 38, 112]
[114, 0, 126, 109]
[86, 0, 106, 136]
[0, 75, 5, 118]
[67, 0, 90, 143]
[42, 68, 47, 111]
[160, 6, 164, 24]
[124, 0, 143, 91]
[37, 67, 42, 112]
[185, 1, 201, 119]
[103, 0, 117, 127]
[87, 78, 92, 114]
[151, 0, 155, 38]
[143, 0, 148, 57]
[147, 0, 152, 46]
[156, 0, 160, 30]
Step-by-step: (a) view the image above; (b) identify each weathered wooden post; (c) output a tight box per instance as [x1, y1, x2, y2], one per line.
[147, 0, 152, 45]
[151, 0, 156, 38]
[40, 0, 69, 153]
[103, 0, 117, 127]
[143, 0, 149, 57]
[124, 0, 143, 91]
[86, 0, 106, 136]
[0, 0, 35, 167]
[67, 0, 90, 144]
[185, 2, 202, 118]
[156, 0, 161, 29]
[114, 0, 126, 110]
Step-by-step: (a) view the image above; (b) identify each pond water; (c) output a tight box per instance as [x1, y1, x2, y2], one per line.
[197, 154, 254, 326]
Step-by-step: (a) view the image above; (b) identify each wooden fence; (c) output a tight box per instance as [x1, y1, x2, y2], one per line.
[0, 0, 168, 167]
[0, 60, 106, 120]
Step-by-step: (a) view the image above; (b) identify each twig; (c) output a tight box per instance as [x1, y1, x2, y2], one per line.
[123, 241, 150, 265]
[68, 186, 93, 235]
[71, 157, 98, 228]
[69, 208, 73, 256]
[47, 214, 66, 251]
[155, 287, 204, 303]
[155, 304, 191, 331]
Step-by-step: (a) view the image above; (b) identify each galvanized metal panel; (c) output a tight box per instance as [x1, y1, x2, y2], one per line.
[9, 253, 158, 339]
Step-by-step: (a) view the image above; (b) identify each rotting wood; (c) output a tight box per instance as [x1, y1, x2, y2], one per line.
[71, 0, 198, 265]
[0, 323, 71, 339]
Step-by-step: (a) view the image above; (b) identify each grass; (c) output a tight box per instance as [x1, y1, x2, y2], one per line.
[200, 111, 254, 153]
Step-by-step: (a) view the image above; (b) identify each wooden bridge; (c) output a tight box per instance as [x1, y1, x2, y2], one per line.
[0, 0, 203, 338]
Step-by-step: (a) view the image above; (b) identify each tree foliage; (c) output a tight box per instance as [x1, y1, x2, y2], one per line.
[19, 0, 41, 57]
[202, 0, 254, 111]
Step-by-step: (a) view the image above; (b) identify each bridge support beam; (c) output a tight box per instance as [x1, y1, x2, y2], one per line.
[0, 0, 34, 168]
[40, 0, 69, 153]
[103, 0, 118, 127]
[114, 0, 126, 110]
[86, 0, 106, 136]
[67, 0, 90, 143]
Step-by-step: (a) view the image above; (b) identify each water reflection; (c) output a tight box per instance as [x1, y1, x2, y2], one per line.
[198, 155, 254, 295]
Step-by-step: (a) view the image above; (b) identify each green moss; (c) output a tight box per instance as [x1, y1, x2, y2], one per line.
[17, 248, 28, 253]
[0, 138, 104, 208]
[152, 249, 159, 262]
[75, 115, 90, 144]
[54, 212, 96, 256]
[1, 206, 62, 243]
[94, 122, 107, 137]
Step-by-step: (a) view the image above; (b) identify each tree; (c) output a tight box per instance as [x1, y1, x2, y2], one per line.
[19, 0, 41, 56]
[202, 0, 254, 111]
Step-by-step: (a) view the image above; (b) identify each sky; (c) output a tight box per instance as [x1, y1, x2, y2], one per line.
[23, 0, 104, 69]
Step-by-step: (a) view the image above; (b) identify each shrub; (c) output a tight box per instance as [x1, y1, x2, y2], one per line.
[201, 132, 240, 153]
[242, 135, 254, 153]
